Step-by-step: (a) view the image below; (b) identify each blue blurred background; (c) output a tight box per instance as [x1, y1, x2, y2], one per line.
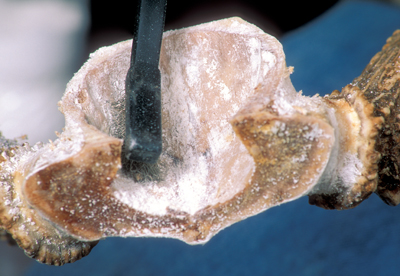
[1, 0, 400, 275]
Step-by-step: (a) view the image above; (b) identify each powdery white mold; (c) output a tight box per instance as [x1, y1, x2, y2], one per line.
[0, 18, 399, 265]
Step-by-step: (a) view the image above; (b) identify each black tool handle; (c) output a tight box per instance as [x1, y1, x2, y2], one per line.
[125, 0, 167, 163]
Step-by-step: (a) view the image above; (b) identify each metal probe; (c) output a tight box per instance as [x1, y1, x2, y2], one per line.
[124, 0, 167, 163]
